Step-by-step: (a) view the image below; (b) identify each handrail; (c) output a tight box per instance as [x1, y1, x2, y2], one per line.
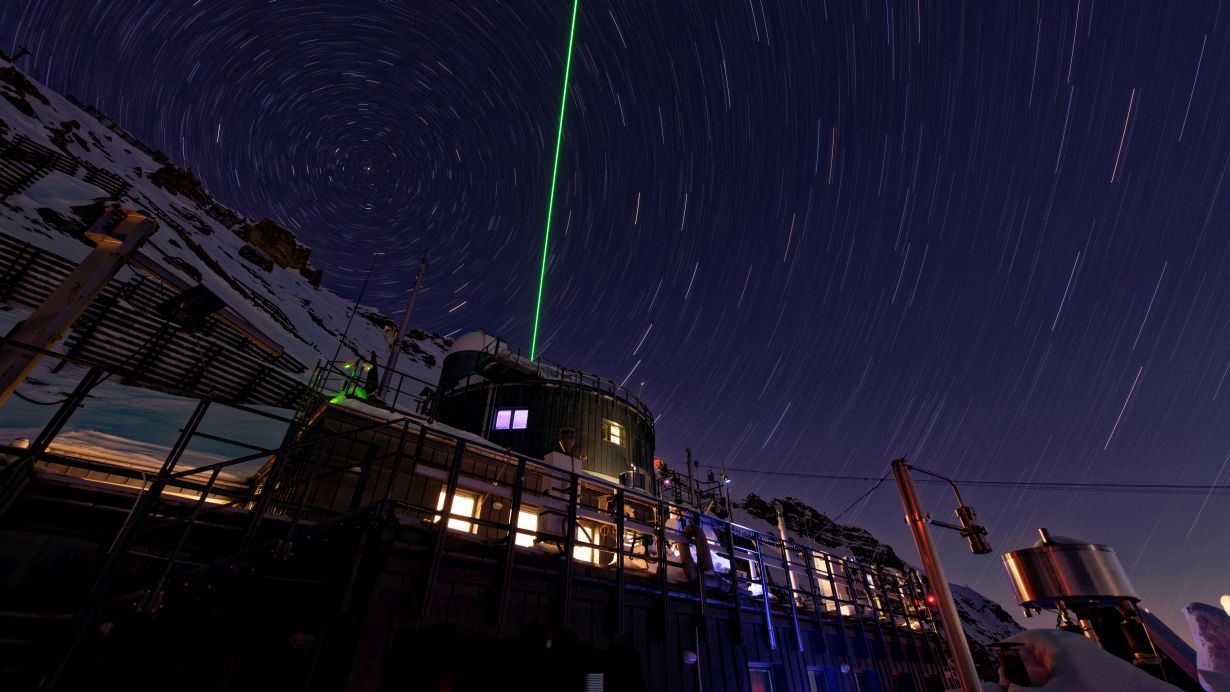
[22, 367, 943, 682]
[477, 334, 653, 419]
[309, 359, 441, 421]
[168, 415, 411, 480]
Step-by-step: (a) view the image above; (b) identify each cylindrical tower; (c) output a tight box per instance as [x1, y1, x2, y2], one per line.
[433, 331, 656, 483]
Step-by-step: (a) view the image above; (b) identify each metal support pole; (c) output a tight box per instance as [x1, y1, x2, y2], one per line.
[802, 544, 825, 622]
[497, 456, 528, 628]
[722, 521, 744, 644]
[768, 504, 810, 651]
[348, 443, 377, 511]
[143, 466, 221, 613]
[779, 539, 804, 653]
[379, 257, 427, 398]
[44, 397, 210, 691]
[328, 253, 382, 368]
[773, 501, 802, 597]
[686, 448, 698, 508]
[0, 209, 157, 407]
[752, 533, 777, 651]
[240, 419, 305, 550]
[421, 441, 466, 619]
[891, 458, 982, 691]
[691, 514, 709, 642]
[559, 472, 580, 628]
[614, 488, 626, 636]
[656, 497, 670, 639]
[382, 420, 417, 502]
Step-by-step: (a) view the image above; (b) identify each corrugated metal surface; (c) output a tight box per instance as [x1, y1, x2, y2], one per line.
[0, 231, 311, 407]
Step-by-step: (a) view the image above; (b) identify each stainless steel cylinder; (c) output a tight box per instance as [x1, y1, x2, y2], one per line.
[1002, 530, 1138, 608]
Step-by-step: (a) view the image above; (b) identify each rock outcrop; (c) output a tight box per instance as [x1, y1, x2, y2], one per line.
[235, 218, 323, 287]
[148, 163, 212, 207]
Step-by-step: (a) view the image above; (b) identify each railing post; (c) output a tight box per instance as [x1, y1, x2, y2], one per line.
[655, 498, 670, 640]
[496, 456, 528, 628]
[44, 396, 210, 691]
[691, 513, 709, 642]
[241, 418, 305, 549]
[382, 419, 416, 501]
[614, 487, 626, 637]
[802, 545, 825, 623]
[348, 442, 377, 511]
[722, 520, 745, 644]
[779, 539, 804, 652]
[752, 533, 777, 651]
[559, 471, 580, 628]
[142, 466, 221, 613]
[421, 440, 466, 619]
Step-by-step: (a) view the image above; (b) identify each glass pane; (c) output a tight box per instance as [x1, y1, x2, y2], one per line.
[516, 509, 538, 547]
[436, 490, 475, 532]
[512, 409, 529, 429]
[494, 409, 512, 430]
[574, 525, 594, 563]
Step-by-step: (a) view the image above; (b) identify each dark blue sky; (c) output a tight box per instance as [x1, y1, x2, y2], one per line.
[3, 0, 1228, 636]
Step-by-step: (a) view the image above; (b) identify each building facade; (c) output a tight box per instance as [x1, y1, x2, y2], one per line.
[0, 333, 957, 691]
[433, 331, 656, 482]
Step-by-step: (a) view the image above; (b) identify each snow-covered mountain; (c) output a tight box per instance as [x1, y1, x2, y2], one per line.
[0, 57, 449, 469]
[0, 56, 448, 374]
[738, 493, 1023, 680]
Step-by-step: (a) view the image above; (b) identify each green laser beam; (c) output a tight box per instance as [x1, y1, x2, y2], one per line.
[530, 0, 581, 362]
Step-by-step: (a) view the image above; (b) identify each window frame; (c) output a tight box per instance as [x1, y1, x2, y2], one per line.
[493, 408, 529, 430]
[435, 488, 479, 533]
[602, 419, 624, 446]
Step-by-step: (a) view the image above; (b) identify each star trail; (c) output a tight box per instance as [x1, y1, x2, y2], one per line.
[4, 0, 1229, 638]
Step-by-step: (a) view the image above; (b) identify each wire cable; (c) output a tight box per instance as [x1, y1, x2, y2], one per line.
[12, 389, 67, 406]
[832, 469, 892, 521]
[712, 465, 1230, 496]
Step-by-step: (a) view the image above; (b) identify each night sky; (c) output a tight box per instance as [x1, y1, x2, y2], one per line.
[3, 1, 1228, 638]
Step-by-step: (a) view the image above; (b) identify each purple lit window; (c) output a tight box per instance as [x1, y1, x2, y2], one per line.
[494, 409, 529, 430]
[494, 410, 513, 430]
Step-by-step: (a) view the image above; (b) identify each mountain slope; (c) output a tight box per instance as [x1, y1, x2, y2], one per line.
[0, 58, 448, 471]
[1, 56, 447, 379]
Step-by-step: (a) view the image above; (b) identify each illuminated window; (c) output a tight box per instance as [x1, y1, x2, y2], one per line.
[435, 489, 477, 532]
[494, 408, 529, 430]
[515, 508, 539, 547]
[602, 420, 624, 446]
[573, 524, 600, 564]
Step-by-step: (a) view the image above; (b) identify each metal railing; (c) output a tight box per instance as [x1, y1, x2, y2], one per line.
[1, 339, 949, 686]
[230, 405, 949, 655]
[479, 334, 654, 421]
[309, 358, 439, 417]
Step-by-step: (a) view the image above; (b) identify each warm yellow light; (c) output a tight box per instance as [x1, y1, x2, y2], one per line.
[435, 489, 476, 533]
[516, 509, 538, 547]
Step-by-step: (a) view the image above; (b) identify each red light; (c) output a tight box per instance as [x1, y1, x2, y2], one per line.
[925, 594, 938, 606]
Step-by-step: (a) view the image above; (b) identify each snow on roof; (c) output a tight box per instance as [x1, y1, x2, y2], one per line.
[447, 330, 497, 355]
